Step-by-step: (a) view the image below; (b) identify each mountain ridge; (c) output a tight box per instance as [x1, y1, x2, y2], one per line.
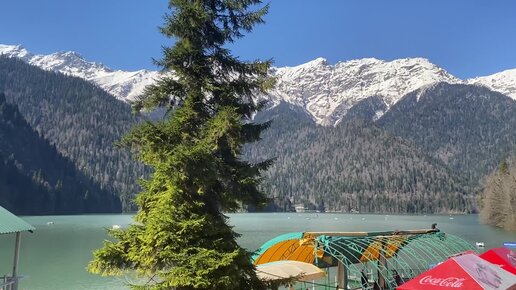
[377, 82, 516, 184]
[467, 68, 516, 100]
[0, 92, 121, 214]
[2, 44, 515, 125]
[1, 51, 514, 214]
[0, 44, 158, 101]
[0, 57, 145, 210]
[248, 106, 476, 213]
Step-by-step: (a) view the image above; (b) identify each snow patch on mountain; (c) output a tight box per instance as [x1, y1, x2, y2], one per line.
[269, 57, 461, 124]
[2, 44, 515, 125]
[0, 44, 33, 61]
[0, 44, 159, 100]
[467, 69, 516, 100]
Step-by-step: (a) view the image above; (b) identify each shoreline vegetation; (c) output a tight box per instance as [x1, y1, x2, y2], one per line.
[480, 157, 516, 231]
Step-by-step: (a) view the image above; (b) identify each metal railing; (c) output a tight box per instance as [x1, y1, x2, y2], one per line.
[0, 276, 18, 290]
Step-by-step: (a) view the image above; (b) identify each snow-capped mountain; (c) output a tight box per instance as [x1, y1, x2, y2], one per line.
[0, 44, 158, 100]
[2, 44, 515, 125]
[269, 57, 461, 124]
[467, 68, 516, 100]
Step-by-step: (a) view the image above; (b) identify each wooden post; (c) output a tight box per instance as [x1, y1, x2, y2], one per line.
[12, 232, 21, 290]
[337, 260, 343, 289]
[378, 240, 386, 289]
[337, 260, 347, 290]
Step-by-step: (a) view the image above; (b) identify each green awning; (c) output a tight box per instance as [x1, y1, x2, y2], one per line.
[0, 206, 35, 235]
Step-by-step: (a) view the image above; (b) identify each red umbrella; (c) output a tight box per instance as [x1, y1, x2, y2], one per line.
[480, 247, 516, 275]
[397, 254, 516, 290]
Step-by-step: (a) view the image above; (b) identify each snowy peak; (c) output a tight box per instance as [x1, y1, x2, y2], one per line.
[269, 56, 461, 125]
[2, 44, 515, 125]
[467, 69, 516, 100]
[289, 57, 328, 69]
[0, 44, 158, 100]
[31, 50, 113, 78]
[0, 44, 33, 61]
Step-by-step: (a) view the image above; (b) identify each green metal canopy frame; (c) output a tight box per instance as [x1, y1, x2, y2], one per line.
[253, 229, 477, 290]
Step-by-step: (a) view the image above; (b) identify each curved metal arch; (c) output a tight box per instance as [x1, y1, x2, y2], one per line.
[320, 237, 379, 288]
[253, 230, 477, 290]
[321, 235, 403, 288]
[317, 232, 477, 290]
[394, 239, 437, 277]
[396, 233, 477, 278]
[406, 236, 449, 263]
[343, 236, 396, 286]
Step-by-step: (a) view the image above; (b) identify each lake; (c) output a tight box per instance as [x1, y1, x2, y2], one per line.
[1, 213, 515, 290]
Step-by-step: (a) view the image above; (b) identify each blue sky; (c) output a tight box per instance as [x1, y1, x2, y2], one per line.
[1, 0, 516, 78]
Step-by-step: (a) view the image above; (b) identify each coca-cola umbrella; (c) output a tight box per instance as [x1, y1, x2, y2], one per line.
[480, 247, 516, 275]
[397, 254, 516, 290]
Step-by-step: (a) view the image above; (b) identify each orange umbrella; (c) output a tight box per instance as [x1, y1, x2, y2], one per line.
[253, 232, 323, 265]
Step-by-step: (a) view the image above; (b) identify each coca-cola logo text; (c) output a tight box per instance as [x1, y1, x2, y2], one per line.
[419, 275, 466, 288]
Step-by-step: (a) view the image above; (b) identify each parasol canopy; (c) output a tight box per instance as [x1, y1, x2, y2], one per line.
[252, 231, 411, 266]
[256, 260, 326, 282]
[397, 254, 516, 290]
[252, 232, 323, 265]
[480, 247, 516, 275]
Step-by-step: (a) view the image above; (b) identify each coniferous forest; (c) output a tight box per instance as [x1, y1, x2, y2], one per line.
[1, 57, 515, 215]
[0, 57, 144, 212]
[0, 92, 120, 214]
[247, 102, 475, 213]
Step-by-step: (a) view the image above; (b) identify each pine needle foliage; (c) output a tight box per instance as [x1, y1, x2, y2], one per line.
[88, 1, 274, 289]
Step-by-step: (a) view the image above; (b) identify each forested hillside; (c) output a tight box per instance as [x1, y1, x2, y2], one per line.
[378, 83, 516, 185]
[1, 57, 514, 215]
[0, 92, 120, 214]
[247, 103, 475, 213]
[0, 57, 144, 210]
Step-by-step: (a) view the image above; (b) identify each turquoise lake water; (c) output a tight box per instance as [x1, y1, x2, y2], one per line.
[0, 213, 515, 289]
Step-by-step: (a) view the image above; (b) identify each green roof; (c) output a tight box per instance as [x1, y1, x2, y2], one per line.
[0, 206, 35, 235]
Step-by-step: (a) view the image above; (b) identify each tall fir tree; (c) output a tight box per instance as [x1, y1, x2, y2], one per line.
[88, 0, 274, 289]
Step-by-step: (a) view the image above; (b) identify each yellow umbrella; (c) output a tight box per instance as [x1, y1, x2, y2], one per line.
[253, 232, 324, 265]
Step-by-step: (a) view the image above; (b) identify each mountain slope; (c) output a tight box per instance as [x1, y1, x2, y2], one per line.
[268, 57, 460, 125]
[467, 68, 516, 100]
[2, 45, 515, 214]
[247, 106, 475, 213]
[0, 92, 121, 214]
[377, 82, 516, 184]
[3, 44, 516, 126]
[1, 44, 461, 125]
[339, 95, 388, 123]
[0, 57, 145, 210]
[0, 44, 158, 101]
